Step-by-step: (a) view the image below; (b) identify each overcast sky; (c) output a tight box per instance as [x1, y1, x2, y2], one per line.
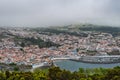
[0, 0, 120, 27]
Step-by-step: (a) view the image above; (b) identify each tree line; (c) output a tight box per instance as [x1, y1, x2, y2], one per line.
[0, 66, 120, 80]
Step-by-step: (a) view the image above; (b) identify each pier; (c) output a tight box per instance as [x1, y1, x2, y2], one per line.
[51, 57, 70, 61]
[32, 62, 52, 69]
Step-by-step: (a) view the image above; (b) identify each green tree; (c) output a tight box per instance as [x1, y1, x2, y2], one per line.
[5, 71, 11, 79]
[20, 77, 25, 80]
[48, 67, 62, 80]
[79, 68, 85, 74]
[14, 66, 19, 71]
[105, 68, 120, 80]
[59, 70, 72, 80]
[33, 69, 48, 80]
[0, 73, 6, 80]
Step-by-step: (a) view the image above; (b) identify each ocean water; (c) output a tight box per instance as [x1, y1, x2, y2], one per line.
[54, 60, 120, 71]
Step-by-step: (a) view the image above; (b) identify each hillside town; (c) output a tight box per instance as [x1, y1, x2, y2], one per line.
[0, 27, 120, 69]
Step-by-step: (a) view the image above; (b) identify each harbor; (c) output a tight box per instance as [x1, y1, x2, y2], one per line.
[31, 55, 120, 70]
[54, 60, 120, 71]
[71, 55, 120, 64]
[51, 55, 120, 63]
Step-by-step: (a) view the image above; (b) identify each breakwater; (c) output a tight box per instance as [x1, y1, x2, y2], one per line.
[52, 55, 120, 64]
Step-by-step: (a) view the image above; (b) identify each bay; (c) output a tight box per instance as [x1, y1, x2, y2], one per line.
[54, 60, 120, 71]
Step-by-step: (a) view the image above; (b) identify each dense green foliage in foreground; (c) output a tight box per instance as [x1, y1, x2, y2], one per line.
[0, 66, 120, 80]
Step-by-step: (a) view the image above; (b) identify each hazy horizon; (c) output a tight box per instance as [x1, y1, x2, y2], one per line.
[0, 0, 120, 27]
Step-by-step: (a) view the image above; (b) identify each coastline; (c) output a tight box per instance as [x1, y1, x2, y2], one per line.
[51, 55, 120, 64]
[70, 59, 120, 64]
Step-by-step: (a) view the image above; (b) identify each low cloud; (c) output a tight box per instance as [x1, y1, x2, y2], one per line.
[0, 0, 120, 27]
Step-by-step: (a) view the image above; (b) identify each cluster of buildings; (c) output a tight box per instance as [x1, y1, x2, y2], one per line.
[0, 28, 120, 66]
[39, 32, 120, 55]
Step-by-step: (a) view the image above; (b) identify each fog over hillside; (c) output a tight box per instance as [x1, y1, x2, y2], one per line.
[0, 0, 120, 27]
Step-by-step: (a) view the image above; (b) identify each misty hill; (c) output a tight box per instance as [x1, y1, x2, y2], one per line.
[32, 24, 120, 37]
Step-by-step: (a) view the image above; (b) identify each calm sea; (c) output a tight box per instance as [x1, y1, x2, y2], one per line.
[54, 60, 120, 71]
